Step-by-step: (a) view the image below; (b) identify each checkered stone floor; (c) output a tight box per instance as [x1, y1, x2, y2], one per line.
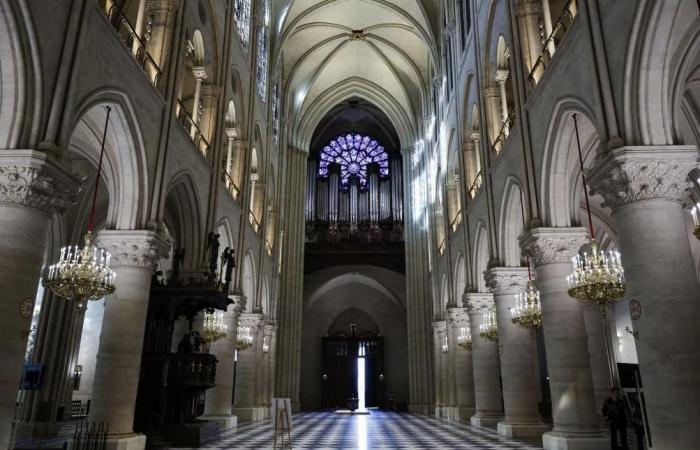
[204, 411, 543, 449]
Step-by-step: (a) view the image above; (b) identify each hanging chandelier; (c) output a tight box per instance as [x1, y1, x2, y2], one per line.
[236, 325, 253, 351]
[565, 114, 626, 307]
[457, 327, 472, 350]
[511, 191, 543, 331]
[479, 310, 498, 342]
[43, 106, 116, 310]
[202, 310, 227, 343]
[511, 279, 543, 330]
[690, 203, 700, 240]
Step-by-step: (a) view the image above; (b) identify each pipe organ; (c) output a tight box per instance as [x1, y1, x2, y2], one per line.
[305, 134, 403, 243]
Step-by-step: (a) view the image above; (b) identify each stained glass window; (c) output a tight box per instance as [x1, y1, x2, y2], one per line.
[271, 81, 280, 144]
[234, 0, 251, 50]
[256, 0, 270, 101]
[318, 134, 390, 191]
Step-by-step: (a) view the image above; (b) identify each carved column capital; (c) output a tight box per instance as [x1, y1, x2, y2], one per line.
[433, 320, 447, 338]
[229, 293, 247, 314]
[146, 0, 178, 14]
[589, 146, 698, 210]
[516, 1, 542, 17]
[484, 267, 529, 296]
[520, 227, 588, 267]
[495, 70, 510, 83]
[446, 307, 470, 328]
[239, 312, 264, 329]
[192, 66, 208, 81]
[95, 230, 170, 269]
[225, 128, 238, 140]
[465, 292, 495, 315]
[0, 150, 79, 215]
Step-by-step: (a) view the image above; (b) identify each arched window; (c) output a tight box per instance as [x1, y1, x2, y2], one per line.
[318, 134, 389, 191]
[271, 81, 280, 144]
[256, 0, 270, 101]
[234, 0, 251, 49]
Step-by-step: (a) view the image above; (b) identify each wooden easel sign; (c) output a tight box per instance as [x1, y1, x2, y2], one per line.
[272, 398, 292, 449]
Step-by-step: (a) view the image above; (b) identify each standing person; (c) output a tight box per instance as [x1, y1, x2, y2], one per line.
[603, 387, 629, 450]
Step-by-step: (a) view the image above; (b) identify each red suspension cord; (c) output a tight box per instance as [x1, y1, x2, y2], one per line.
[87, 106, 112, 232]
[572, 114, 595, 240]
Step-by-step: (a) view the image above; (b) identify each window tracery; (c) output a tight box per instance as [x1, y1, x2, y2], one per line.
[318, 134, 389, 191]
[256, 0, 270, 101]
[234, 0, 251, 49]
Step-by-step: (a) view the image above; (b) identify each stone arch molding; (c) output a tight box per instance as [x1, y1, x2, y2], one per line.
[540, 97, 603, 227]
[498, 175, 524, 267]
[623, 0, 700, 146]
[0, 0, 42, 149]
[164, 170, 203, 269]
[289, 78, 417, 151]
[306, 272, 404, 314]
[68, 90, 149, 230]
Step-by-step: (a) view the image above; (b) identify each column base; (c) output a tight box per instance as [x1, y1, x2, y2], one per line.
[232, 406, 269, 422]
[497, 420, 550, 438]
[103, 433, 146, 450]
[471, 414, 503, 428]
[408, 403, 432, 415]
[455, 407, 475, 422]
[200, 414, 237, 430]
[542, 431, 608, 450]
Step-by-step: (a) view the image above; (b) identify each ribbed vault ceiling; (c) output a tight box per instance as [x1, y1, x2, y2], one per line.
[276, 0, 438, 150]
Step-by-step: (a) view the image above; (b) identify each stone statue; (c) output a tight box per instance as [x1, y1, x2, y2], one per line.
[206, 232, 220, 277]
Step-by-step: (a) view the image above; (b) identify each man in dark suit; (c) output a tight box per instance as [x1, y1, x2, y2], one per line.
[603, 387, 629, 450]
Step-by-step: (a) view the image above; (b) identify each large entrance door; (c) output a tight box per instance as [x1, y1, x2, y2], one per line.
[321, 336, 384, 410]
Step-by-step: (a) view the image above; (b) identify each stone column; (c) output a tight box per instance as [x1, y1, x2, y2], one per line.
[231, 140, 247, 197]
[202, 294, 245, 429]
[232, 313, 264, 421]
[29, 293, 86, 436]
[0, 150, 77, 449]
[90, 230, 169, 450]
[145, 0, 178, 72]
[516, 1, 544, 77]
[274, 148, 307, 411]
[445, 322, 458, 420]
[258, 322, 276, 418]
[197, 84, 221, 147]
[465, 292, 503, 428]
[447, 307, 475, 422]
[224, 130, 236, 179]
[541, 0, 555, 56]
[132, 0, 148, 54]
[485, 267, 549, 438]
[521, 227, 607, 449]
[581, 304, 613, 417]
[589, 146, 700, 449]
[432, 320, 447, 417]
[190, 67, 207, 139]
[495, 70, 510, 138]
[482, 87, 502, 150]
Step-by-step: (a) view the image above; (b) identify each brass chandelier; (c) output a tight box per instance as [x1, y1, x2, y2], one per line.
[566, 114, 626, 307]
[236, 325, 253, 351]
[690, 203, 700, 240]
[43, 107, 116, 310]
[202, 309, 227, 343]
[479, 310, 498, 342]
[511, 191, 543, 331]
[511, 276, 543, 331]
[457, 326, 472, 350]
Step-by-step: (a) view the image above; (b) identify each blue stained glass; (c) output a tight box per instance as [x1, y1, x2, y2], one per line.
[318, 133, 390, 191]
